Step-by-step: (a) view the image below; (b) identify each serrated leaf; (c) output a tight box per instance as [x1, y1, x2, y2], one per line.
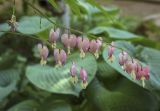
[7, 100, 40, 111]
[88, 26, 140, 39]
[26, 53, 97, 96]
[0, 69, 20, 101]
[17, 16, 53, 34]
[102, 41, 160, 91]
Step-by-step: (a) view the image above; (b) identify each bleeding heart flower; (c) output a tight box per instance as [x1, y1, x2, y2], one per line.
[49, 28, 60, 48]
[89, 37, 102, 58]
[70, 62, 78, 83]
[118, 51, 128, 67]
[108, 42, 115, 62]
[54, 49, 67, 66]
[77, 37, 90, 58]
[124, 59, 138, 80]
[61, 34, 77, 54]
[136, 65, 150, 87]
[80, 67, 88, 89]
[37, 43, 49, 65]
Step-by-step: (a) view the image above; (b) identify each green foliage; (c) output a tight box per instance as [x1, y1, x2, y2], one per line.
[7, 99, 72, 111]
[39, 100, 72, 111]
[7, 100, 40, 111]
[48, 0, 59, 10]
[0, 23, 10, 37]
[0, 0, 160, 110]
[26, 53, 97, 96]
[86, 78, 158, 111]
[17, 16, 54, 35]
[89, 26, 140, 39]
[0, 69, 20, 101]
[103, 41, 160, 91]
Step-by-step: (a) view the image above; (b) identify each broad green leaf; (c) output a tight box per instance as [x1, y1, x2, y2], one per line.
[26, 53, 97, 96]
[0, 23, 10, 37]
[78, 1, 118, 15]
[7, 100, 40, 111]
[40, 100, 72, 111]
[88, 26, 140, 39]
[86, 0, 117, 16]
[97, 60, 117, 78]
[0, 69, 20, 101]
[8, 100, 71, 111]
[102, 41, 160, 91]
[86, 79, 158, 111]
[17, 16, 53, 34]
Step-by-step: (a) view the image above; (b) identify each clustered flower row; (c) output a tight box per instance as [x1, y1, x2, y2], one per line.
[37, 28, 150, 89]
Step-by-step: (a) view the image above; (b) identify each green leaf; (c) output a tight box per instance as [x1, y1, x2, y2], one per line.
[0, 69, 20, 101]
[102, 41, 160, 91]
[97, 60, 117, 78]
[78, 1, 118, 15]
[8, 100, 71, 111]
[65, 0, 81, 16]
[88, 26, 140, 39]
[26, 53, 97, 96]
[40, 100, 72, 111]
[48, 0, 59, 10]
[0, 50, 17, 70]
[86, 79, 158, 111]
[7, 100, 40, 111]
[17, 16, 53, 34]
[86, 0, 112, 16]
[0, 23, 10, 37]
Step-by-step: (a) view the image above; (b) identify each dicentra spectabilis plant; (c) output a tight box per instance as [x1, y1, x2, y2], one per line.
[108, 42, 115, 62]
[54, 48, 67, 66]
[36, 28, 150, 88]
[49, 28, 60, 48]
[136, 65, 150, 87]
[61, 33, 77, 54]
[77, 37, 90, 58]
[37, 43, 49, 65]
[70, 62, 78, 83]
[89, 37, 102, 59]
[7, 1, 150, 89]
[80, 67, 88, 89]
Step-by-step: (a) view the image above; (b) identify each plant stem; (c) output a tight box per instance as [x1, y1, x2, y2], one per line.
[0, 31, 51, 47]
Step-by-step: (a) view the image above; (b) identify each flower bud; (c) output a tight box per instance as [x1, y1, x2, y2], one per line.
[136, 65, 150, 87]
[54, 49, 67, 66]
[70, 62, 78, 83]
[80, 68, 88, 89]
[37, 43, 49, 65]
[49, 28, 60, 48]
[89, 37, 102, 59]
[108, 42, 115, 62]
[8, 15, 18, 32]
[118, 51, 128, 67]
[61, 34, 77, 54]
[77, 37, 90, 58]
